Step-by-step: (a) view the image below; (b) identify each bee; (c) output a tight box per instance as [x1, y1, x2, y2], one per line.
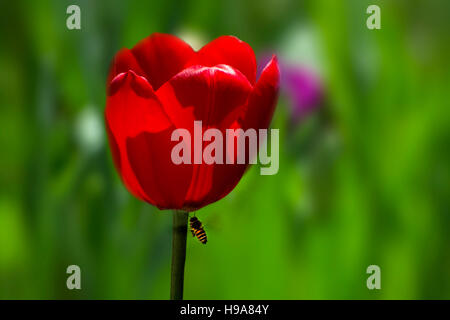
[190, 216, 207, 244]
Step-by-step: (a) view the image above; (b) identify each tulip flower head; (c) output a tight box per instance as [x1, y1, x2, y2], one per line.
[105, 33, 279, 211]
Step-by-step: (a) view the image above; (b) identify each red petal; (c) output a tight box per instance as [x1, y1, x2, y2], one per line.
[157, 64, 252, 129]
[107, 48, 146, 85]
[131, 33, 195, 90]
[242, 55, 280, 131]
[155, 64, 253, 206]
[106, 71, 172, 134]
[105, 70, 177, 205]
[126, 130, 193, 209]
[186, 35, 257, 85]
[192, 56, 280, 207]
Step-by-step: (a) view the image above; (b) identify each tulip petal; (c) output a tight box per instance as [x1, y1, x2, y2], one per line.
[126, 130, 193, 210]
[157, 64, 252, 129]
[196, 56, 280, 206]
[242, 55, 280, 131]
[131, 33, 195, 90]
[187, 35, 257, 85]
[107, 48, 146, 85]
[155, 64, 253, 205]
[106, 70, 189, 205]
[106, 71, 172, 134]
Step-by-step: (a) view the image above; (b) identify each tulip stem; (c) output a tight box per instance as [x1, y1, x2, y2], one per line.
[170, 210, 189, 300]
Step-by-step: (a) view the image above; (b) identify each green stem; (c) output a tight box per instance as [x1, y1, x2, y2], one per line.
[170, 210, 189, 300]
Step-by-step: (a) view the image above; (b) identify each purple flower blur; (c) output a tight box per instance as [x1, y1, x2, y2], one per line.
[258, 54, 323, 122]
[282, 65, 322, 120]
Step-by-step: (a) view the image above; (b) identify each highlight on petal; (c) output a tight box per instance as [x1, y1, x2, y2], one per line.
[157, 64, 253, 129]
[154, 64, 253, 206]
[186, 35, 257, 85]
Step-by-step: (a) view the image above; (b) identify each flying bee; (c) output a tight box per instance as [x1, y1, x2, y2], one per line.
[189, 216, 207, 244]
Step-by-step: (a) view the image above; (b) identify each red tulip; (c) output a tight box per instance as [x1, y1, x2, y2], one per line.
[105, 33, 279, 211]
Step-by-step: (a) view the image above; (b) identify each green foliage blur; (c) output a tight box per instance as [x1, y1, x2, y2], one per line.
[0, 0, 449, 299]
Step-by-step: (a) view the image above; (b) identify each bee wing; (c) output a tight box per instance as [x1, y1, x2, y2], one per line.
[200, 212, 222, 233]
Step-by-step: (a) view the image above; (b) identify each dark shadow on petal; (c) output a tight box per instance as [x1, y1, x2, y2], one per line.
[126, 129, 193, 210]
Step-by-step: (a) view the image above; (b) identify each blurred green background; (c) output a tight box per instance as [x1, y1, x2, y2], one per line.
[0, 0, 449, 299]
